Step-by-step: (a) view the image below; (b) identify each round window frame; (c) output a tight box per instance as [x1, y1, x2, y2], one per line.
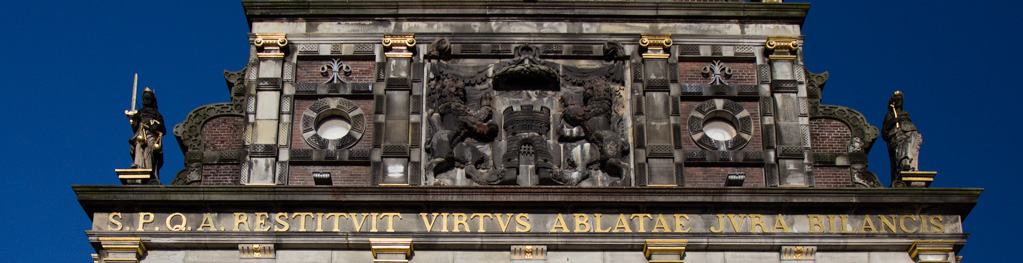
[688, 99, 754, 151]
[301, 98, 366, 149]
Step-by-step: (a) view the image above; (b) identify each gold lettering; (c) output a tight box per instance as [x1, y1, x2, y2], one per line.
[749, 214, 768, 233]
[651, 214, 670, 232]
[369, 213, 380, 232]
[380, 213, 402, 232]
[573, 214, 591, 232]
[420, 213, 441, 232]
[470, 213, 494, 232]
[198, 213, 217, 232]
[840, 215, 856, 233]
[613, 214, 632, 233]
[253, 213, 271, 231]
[292, 212, 314, 232]
[860, 215, 878, 233]
[137, 212, 155, 231]
[315, 213, 324, 232]
[551, 214, 570, 233]
[673, 214, 691, 233]
[772, 215, 790, 233]
[441, 213, 450, 232]
[323, 213, 346, 232]
[727, 214, 747, 233]
[919, 214, 929, 233]
[900, 215, 918, 233]
[274, 212, 290, 231]
[515, 214, 531, 232]
[165, 213, 187, 231]
[494, 213, 513, 232]
[929, 216, 945, 233]
[350, 213, 371, 232]
[827, 215, 837, 233]
[452, 213, 469, 232]
[807, 215, 825, 233]
[630, 214, 653, 233]
[108, 213, 123, 231]
[877, 215, 897, 233]
[710, 214, 726, 233]
[233, 213, 249, 231]
[594, 214, 612, 232]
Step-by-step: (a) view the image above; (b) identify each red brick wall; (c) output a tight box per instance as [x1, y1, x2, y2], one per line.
[297, 59, 376, 83]
[684, 167, 765, 187]
[813, 167, 853, 187]
[202, 165, 241, 185]
[810, 118, 851, 154]
[678, 62, 757, 85]
[291, 99, 375, 150]
[201, 116, 244, 151]
[678, 101, 762, 151]
[289, 165, 372, 186]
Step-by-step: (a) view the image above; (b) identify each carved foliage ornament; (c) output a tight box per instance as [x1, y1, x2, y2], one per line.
[702, 60, 733, 85]
[321, 59, 352, 84]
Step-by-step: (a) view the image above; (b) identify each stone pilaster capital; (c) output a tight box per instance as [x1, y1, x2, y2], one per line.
[254, 33, 288, 58]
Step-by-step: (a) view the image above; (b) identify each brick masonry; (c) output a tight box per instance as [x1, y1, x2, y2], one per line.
[291, 99, 375, 150]
[289, 165, 372, 186]
[201, 116, 244, 151]
[684, 167, 765, 187]
[296, 59, 376, 83]
[678, 62, 757, 85]
[202, 165, 241, 185]
[813, 167, 853, 188]
[810, 118, 851, 154]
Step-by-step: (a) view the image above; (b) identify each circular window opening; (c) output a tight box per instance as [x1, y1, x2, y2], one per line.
[316, 116, 352, 139]
[703, 118, 737, 141]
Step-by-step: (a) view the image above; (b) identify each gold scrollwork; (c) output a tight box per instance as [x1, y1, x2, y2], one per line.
[382, 34, 416, 48]
[254, 34, 288, 48]
[765, 36, 799, 60]
[640, 34, 672, 49]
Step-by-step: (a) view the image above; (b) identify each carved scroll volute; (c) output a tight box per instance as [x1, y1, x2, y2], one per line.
[640, 34, 672, 59]
[383, 34, 416, 58]
[254, 33, 288, 58]
[765, 36, 799, 60]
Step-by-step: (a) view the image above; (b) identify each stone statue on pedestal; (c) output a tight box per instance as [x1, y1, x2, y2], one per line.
[124, 88, 165, 184]
[882, 91, 921, 182]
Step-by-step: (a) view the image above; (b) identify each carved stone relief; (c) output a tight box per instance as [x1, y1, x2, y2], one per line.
[424, 42, 630, 186]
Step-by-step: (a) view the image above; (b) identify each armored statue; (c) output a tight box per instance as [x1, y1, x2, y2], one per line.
[424, 78, 499, 185]
[554, 80, 630, 186]
[125, 88, 165, 183]
[882, 91, 922, 180]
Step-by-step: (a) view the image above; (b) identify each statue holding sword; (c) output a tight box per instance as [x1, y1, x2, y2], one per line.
[124, 74, 165, 183]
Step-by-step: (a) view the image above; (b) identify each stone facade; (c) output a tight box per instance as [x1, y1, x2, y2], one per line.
[82, 1, 977, 263]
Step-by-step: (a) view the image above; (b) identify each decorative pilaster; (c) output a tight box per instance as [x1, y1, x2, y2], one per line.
[909, 240, 956, 263]
[511, 245, 548, 261]
[98, 237, 146, 263]
[371, 238, 413, 263]
[763, 36, 813, 187]
[644, 239, 687, 263]
[245, 33, 289, 185]
[239, 244, 275, 259]
[374, 34, 418, 185]
[636, 34, 684, 186]
[780, 246, 816, 262]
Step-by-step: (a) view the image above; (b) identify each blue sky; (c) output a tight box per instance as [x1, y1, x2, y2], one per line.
[1, 1, 1020, 262]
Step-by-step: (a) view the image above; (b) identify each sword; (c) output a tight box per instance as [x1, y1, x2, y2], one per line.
[889, 103, 900, 129]
[130, 73, 138, 111]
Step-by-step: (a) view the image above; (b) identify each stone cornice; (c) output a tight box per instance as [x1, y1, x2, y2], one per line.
[242, 1, 810, 25]
[74, 186, 980, 218]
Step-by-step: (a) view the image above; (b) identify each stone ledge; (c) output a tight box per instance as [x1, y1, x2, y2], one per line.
[74, 185, 981, 217]
[243, 1, 810, 24]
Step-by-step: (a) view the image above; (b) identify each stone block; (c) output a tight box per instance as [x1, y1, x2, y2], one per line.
[868, 252, 915, 263]
[816, 252, 868, 263]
